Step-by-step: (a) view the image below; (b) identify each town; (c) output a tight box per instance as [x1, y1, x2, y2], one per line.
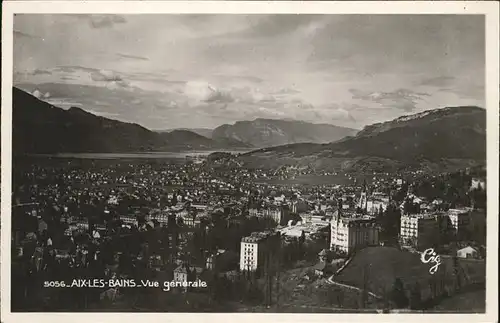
[11, 155, 487, 312]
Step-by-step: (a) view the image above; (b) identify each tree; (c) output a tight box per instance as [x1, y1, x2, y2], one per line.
[390, 278, 409, 308]
[452, 255, 462, 292]
[429, 276, 438, 300]
[435, 216, 455, 249]
[380, 203, 401, 245]
[359, 266, 369, 308]
[299, 230, 306, 245]
[409, 282, 422, 310]
[381, 287, 391, 311]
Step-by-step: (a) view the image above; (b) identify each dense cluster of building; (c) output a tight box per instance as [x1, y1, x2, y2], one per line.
[11, 157, 486, 308]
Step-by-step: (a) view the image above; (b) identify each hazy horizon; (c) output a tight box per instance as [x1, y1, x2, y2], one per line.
[14, 14, 485, 130]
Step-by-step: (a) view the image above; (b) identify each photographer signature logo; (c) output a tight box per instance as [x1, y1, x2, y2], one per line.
[420, 248, 441, 275]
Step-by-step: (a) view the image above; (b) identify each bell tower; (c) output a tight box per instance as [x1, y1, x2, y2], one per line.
[358, 179, 368, 212]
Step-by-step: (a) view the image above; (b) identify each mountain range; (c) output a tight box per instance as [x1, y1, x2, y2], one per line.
[211, 118, 358, 148]
[12, 87, 358, 154]
[156, 128, 214, 138]
[12, 87, 250, 154]
[12, 86, 487, 174]
[237, 106, 486, 172]
[159, 119, 357, 148]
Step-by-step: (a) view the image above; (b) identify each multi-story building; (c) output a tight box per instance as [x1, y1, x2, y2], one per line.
[447, 208, 472, 239]
[120, 215, 138, 226]
[249, 207, 262, 217]
[152, 212, 169, 226]
[470, 178, 486, 191]
[399, 214, 439, 250]
[358, 191, 368, 211]
[249, 205, 285, 224]
[173, 264, 190, 292]
[301, 211, 329, 224]
[76, 222, 89, 230]
[191, 204, 208, 212]
[366, 193, 390, 215]
[262, 206, 282, 224]
[357, 181, 369, 212]
[330, 215, 379, 254]
[239, 231, 279, 272]
[181, 213, 196, 227]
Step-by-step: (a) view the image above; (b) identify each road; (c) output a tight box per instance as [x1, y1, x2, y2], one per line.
[326, 275, 382, 299]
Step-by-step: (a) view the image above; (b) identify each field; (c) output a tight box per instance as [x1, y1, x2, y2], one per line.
[334, 246, 486, 309]
[430, 289, 486, 313]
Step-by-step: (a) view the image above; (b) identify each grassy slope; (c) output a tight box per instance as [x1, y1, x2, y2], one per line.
[335, 247, 485, 304]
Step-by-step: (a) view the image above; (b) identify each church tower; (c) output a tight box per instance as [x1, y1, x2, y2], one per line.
[358, 179, 368, 212]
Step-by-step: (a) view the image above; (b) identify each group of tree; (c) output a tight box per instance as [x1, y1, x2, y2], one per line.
[187, 214, 278, 260]
[377, 203, 401, 245]
[412, 170, 485, 209]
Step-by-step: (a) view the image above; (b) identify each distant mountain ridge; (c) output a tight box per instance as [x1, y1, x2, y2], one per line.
[212, 118, 358, 148]
[12, 87, 251, 154]
[355, 106, 484, 138]
[238, 106, 486, 172]
[12, 86, 486, 174]
[157, 128, 214, 138]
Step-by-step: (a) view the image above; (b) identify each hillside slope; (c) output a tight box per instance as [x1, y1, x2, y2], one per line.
[212, 118, 358, 148]
[12, 87, 250, 154]
[238, 107, 486, 172]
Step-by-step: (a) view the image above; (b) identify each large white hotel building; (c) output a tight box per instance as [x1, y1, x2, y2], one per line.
[330, 215, 380, 254]
[400, 213, 439, 249]
[240, 231, 279, 272]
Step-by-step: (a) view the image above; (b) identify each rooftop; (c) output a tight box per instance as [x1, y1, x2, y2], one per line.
[448, 207, 472, 215]
[401, 213, 438, 220]
[337, 215, 376, 223]
[241, 231, 277, 243]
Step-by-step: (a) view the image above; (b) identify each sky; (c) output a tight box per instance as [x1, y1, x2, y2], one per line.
[13, 14, 485, 130]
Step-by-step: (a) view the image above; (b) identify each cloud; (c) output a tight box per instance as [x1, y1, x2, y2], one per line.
[237, 76, 264, 83]
[32, 90, 42, 99]
[204, 86, 234, 103]
[438, 84, 484, 101]
[32, 89, 51, 99]
[91, 70, 129, 87]
[13, 15, 484, 129]
[418, 76, 456, 87]
[238, 15, 323, 39]
[272, 87, 301, 96]
[117, 53, 150, 61]
[85, 109, 120, 118]
[46, 99, 84, 109]
[14, 30, 38, 39]
[31, 69, 52, 76]
[184, 81, 234, 103]
[235, 87, 276, 104]
[65, 14, 127, 29]
[319, 107, 356, 123]
[284, 100, 356, 124]
[55, 66, 99, 73]
[90, 15, 127, 28]
[350, 88, 430, 112]
[13, 69, 52, 82]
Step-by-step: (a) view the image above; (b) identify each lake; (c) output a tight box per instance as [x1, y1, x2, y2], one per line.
[30, 150, 253, 160]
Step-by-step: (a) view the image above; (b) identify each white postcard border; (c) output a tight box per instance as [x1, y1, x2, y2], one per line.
[1, 2, 499, 323]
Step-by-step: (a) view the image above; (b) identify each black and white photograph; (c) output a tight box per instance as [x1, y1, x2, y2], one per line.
[1, 1, 498, 321]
